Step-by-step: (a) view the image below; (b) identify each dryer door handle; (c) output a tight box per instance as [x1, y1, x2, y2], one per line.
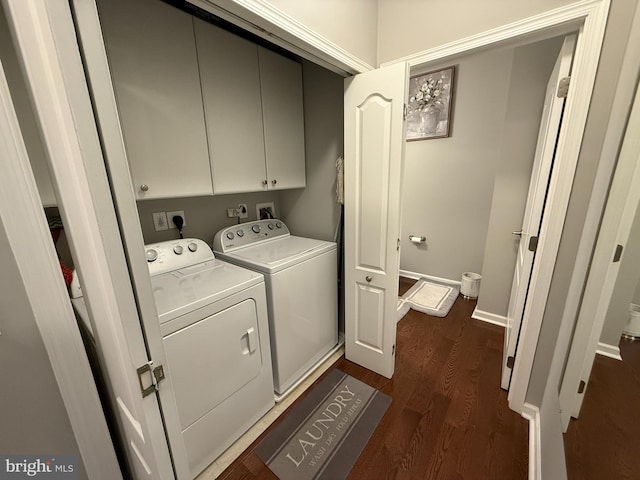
[243, 327, 258, 354]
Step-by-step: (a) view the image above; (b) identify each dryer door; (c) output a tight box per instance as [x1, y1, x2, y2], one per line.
[163, 298, 263, 429]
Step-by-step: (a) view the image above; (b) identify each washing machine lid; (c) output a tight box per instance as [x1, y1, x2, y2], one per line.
[151, 259, 264, 324]
[218, 236, 336, 274]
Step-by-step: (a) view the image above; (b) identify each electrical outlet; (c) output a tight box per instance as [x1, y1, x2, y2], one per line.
[237, 204, 248, 219]
[152, 212, 168, 231]
[167, 210, 186, 229]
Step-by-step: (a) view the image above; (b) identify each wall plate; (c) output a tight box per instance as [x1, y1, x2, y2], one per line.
[256, 202, 276, 220]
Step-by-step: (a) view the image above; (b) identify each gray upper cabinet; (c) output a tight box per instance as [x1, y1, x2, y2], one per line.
[194, 19, 267, 194]
[99, 0, 305, 199]
[98, 0, 213, 199]
[258, 47, 306, 191]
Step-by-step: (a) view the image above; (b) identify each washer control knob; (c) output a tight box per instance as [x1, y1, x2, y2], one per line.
[252, 225, 261, 234]
[188, 242, 198, 252]
[146, 249, 158, 262]
[226, 232, 235, 240]
[275, 222, 282, 229]
[268, 223, 275, 230]
[173, 245, 184, 255]
[236, 229, 244, 237]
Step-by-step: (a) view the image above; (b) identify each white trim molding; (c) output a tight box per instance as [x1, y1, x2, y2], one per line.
[399, 268, 461, 286]
[472, 308, 507, 328]
[381, 0, 605, 69]
[189, 0, 374, 75]
[596, 342, 622, 361]
[521, 403, 542, 480]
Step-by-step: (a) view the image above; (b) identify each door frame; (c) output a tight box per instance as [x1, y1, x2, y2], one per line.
[3, 0, 178, 477]
[0, 46, 120, 479]
[381, 0, 610, 414]
[558, 3, 640, 429]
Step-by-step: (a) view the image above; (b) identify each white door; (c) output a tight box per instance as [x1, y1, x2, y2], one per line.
[344, 62, 408, 378]
[502, 35, 576, 389]
[3, 1, 178, 478]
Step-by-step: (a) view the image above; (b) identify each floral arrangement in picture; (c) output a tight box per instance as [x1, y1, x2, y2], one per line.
[406, 66, 455, 141]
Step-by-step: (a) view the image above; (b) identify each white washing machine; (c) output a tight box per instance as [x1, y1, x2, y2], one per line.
[145, 238, 274, 477]
[213, 220, 338, 400]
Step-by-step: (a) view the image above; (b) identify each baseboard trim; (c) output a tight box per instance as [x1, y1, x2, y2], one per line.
[521, 403, 541, 480]
[596, 342, 622, 360]
[399, 269, 461, 286]
[471, 308, 507, 328]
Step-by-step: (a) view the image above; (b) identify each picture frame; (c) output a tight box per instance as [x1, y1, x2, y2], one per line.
[406, 66, 455, 141]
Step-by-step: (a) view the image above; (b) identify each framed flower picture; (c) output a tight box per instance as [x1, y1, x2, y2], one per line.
[406, 66, 455, 141]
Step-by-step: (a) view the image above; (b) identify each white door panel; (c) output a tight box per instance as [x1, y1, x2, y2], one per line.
[344, 62, 407, 378]
[502, 35, 576, 389]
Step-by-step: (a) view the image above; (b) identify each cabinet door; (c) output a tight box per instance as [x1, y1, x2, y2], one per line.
[98, 0, 212, 199]
[194, 19, 267, 194]
[258, 47, 306, 190]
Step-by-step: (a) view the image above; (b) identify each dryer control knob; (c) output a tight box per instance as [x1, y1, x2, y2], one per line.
[188, 242, 198, 252]
[173, 245, 184, 255]
[226, 232, 235, 240]
[268, 223, 275, 230]
[275, 222, 282, 229]
[252, 225, 261, 234]
[146, 249, 158, 262]
[236, 229, 244, 237]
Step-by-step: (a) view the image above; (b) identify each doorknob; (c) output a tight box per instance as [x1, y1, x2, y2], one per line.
[365, 276, 372, 283]
[512, 230, 523, 237]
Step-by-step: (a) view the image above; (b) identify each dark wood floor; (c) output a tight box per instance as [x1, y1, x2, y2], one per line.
[564, 337, 640, 480]
[218, 278, 529, 479]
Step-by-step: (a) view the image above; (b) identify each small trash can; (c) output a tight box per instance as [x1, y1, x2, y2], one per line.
[622, 303, 640, 339]
[461, 272, 482, 299]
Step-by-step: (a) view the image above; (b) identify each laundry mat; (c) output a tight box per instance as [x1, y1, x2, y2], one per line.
[399, 278, 459, 319]
[255, 369, 391, 480]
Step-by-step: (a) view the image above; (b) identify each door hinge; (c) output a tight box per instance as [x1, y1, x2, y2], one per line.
[506, 355, 515, 369]
[137, 361, 166, 398]
[557, 76, 570, 98]
[403, 103, 407, 121]
[392, 344, 396, 355]
[397, 238, 400, 251]
[528, 236, 538, 252]
[613, 244, 623, 263]
[577, 380, 586, 394]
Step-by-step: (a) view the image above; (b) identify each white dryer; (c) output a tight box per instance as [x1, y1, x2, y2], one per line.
[213, 220, 338, 400]
[145, 238, 274, 477]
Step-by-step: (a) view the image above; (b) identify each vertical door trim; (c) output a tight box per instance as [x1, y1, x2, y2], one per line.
[0, 29, 121, 480]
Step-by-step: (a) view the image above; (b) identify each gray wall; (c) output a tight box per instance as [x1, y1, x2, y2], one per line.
[400, 48, 513, 282]
[377, 0, 584, 64]
[476, 37, 563, 316]
[279, 60, 344, 242]
[526, 0, 640, 405]
[0, 222, 87, 477]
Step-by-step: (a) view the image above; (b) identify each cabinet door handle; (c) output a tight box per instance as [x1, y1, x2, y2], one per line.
[271, 179, 277, 185]
[262, 180, 268, 186]
[140, 184, 149, 192]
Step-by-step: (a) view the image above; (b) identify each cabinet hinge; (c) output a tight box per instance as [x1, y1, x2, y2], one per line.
[528, 236, 538, 252]
[557, 76, 570, 98]
[613, 244, 623, 263]
[506, 355, 515, 369]
[137, 361, 166, 398]
[403, 103, 407, 121]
